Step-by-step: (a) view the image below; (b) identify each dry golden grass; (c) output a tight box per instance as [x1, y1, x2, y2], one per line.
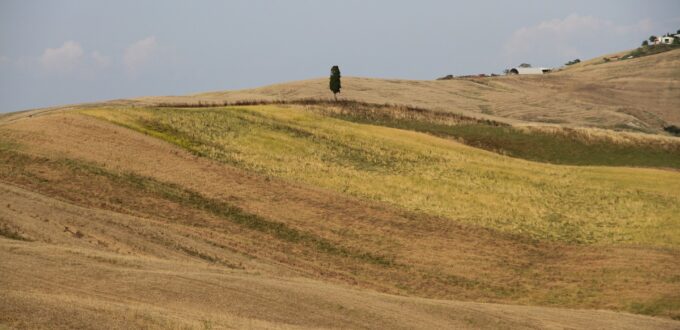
[137, 49, 680, 132]
[3, 235, 677, 329]
[79, 105, 680, 246]
[1, 110, 680, 328]
[0, 153, 678, 329]
[1, 49, 679, 329]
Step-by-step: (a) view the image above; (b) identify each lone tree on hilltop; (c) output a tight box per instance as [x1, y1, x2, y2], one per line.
[649, 35, 658, 43]
[329, 65, 341, 101]
[642, 40, 649, 46]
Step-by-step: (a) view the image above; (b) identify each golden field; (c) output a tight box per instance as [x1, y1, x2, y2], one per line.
[81, 105, 680, 246]
[1, 49, 680, 329]
[139, 49, 680, 132]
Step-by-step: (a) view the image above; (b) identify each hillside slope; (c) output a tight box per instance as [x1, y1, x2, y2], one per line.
[140, 49, 680, 132]
[2, 104, 680, 328]
[1, 49, 680, 329]
[3, 213, 676, 330]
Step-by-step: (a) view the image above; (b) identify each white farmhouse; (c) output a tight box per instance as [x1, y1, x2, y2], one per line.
[508, 67, 552, 75]
[660, 36, 676, 44]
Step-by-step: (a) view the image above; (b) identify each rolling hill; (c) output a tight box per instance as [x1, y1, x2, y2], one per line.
[141, 48, 680, 132]
[1, 49, 680, 329]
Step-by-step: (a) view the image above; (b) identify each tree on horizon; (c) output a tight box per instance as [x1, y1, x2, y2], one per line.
[329, 65, 341, 101]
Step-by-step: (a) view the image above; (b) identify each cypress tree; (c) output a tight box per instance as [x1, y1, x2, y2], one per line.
[329, 65, 341, 101]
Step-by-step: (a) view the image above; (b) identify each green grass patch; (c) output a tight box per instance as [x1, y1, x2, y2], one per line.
[629, 295, 680, 320]
[0, 224, 32, 241]
[325, 109, 680, 169]
[0, 137, 20, 152]
[624, 44, 680, 60]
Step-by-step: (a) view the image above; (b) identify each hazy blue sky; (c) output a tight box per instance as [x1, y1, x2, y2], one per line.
[1, 0, 678, 112]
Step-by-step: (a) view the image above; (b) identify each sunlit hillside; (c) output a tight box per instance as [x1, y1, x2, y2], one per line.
[1, 49, 680, 329]
[82, 105, 680, 245]
[140, 49, 680, 132]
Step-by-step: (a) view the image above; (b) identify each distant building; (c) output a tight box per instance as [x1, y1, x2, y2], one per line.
[660, 36, 676, 44]
[508, 67, 551, 75]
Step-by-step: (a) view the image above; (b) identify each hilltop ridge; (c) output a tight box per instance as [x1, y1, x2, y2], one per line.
[135, 48, 680, 133]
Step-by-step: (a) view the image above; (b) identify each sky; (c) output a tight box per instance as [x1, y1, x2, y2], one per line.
[1, 0, 679, 113]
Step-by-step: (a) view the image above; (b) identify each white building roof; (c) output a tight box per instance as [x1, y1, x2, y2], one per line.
[515, 67, 549, 75]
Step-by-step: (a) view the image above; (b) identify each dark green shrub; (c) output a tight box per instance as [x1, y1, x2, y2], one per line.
[664, 125, 680, 136]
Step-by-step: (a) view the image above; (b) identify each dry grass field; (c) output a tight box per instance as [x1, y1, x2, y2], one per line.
[139, 49, 680, 132]
[1, 49, 680, 329]
[79, 105, 680, 246]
